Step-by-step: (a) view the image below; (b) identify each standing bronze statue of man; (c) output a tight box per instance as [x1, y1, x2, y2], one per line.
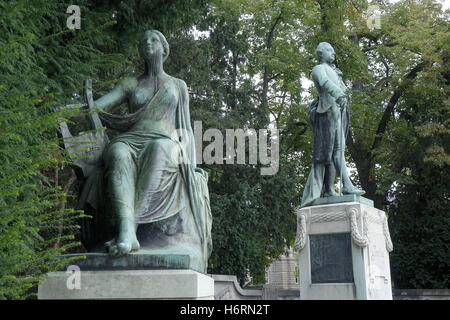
[301, 42, 364, 207]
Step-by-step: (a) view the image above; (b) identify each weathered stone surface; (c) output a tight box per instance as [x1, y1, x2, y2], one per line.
[38, 269, 214, 300]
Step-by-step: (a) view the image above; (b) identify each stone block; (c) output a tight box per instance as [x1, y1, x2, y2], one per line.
[38, 269, 214, 300]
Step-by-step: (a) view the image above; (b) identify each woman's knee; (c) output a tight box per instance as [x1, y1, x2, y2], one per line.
[104, 143, 133, 165]
[148, 138, 179, 155]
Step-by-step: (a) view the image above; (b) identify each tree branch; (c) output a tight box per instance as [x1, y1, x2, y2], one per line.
[371, 61, 427, 152]
[261, 12, 283, 113]
[53, 169, 77, 249]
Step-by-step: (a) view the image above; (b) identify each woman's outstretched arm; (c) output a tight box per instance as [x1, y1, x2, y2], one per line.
[94, 78, 137, 112]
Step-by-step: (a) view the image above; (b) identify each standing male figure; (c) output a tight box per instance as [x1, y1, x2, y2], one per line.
[301, 42, 364, 207]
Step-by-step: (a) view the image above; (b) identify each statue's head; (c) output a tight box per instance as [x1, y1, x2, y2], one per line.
[139, 30, 170, 62]
[315, 42, 335, 64]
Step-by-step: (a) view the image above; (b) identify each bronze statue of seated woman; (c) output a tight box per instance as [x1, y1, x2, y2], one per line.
[70, 30, 212, 273]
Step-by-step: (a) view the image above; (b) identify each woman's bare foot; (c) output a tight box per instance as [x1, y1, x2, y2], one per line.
[105, 220, 140, 255]
[105, 234, 140, 255]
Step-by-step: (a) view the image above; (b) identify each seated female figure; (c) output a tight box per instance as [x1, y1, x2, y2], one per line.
[79, 30, 211, 273]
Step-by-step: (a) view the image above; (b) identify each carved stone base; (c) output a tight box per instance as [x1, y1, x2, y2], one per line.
[294, 200, 393, 300]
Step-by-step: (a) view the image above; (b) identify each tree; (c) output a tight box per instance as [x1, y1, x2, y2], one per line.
[384, 5, 450, 286]
[0, 0, 111, 298]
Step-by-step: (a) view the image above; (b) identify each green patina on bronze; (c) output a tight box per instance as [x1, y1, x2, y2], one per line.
[67, 30, 212, 273]
[301, 42, 365, 208]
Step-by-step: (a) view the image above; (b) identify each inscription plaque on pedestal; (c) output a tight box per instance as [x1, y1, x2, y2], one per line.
[310, 233, 353, 283]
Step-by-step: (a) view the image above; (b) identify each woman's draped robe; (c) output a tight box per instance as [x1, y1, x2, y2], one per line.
[77, 77, 212, 272]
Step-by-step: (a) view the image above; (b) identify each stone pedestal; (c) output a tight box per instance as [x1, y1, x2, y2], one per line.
[294, 198, 393, 300]
[38, 253, 214, 300]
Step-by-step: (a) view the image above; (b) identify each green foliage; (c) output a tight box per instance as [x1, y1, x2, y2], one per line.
[207, 158, 299, 285]
[388, 160, 450, 288]
[0, 0, 119, 298]
[384, 8, 450, 286]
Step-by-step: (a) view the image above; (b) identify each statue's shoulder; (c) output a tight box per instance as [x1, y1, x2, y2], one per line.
[118, 76, 139, 93]
[173, 77, 187, 87]
[171, 77, 188, 92]
[311, 63, 327, 75]
[311, 64, 334, 83]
